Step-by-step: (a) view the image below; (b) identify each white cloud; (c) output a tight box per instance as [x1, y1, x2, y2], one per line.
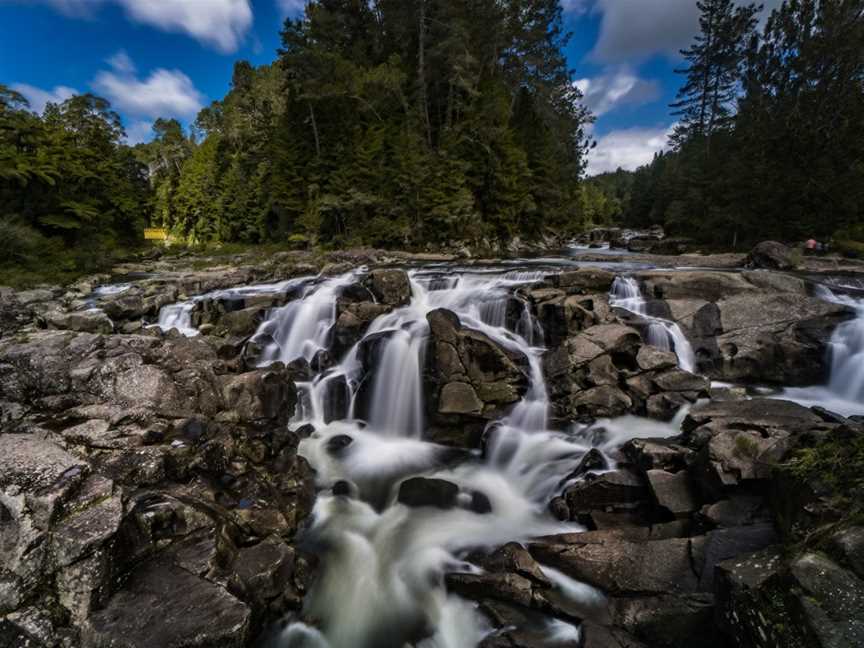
[39, 0, 253, 52]
[124, 119, 154, 145]
[586, 124, 673, 175]
[92, 52, 204, 118]
[575, 67, 661, 117]
[584, 0, 784, 63]
[276, 0, 306, 15]
[119, 0, 253, 53]
[10, 83, 78, 114]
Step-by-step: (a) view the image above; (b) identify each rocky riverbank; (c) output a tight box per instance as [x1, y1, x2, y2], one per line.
[1, 245, 863, 647]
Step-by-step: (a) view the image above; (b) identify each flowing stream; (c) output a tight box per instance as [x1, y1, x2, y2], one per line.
[254, 266, 683, 648]
[779, 286, 864, 416]
[608, 276, 696, 372]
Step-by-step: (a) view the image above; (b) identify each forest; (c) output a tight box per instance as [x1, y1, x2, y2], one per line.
[1, 0, 863, 281]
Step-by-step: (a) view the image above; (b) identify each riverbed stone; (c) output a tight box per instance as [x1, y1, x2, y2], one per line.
[363, 268, 411, 306]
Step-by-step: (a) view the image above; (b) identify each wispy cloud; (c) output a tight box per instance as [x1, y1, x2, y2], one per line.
[575, 67, 661, 117]
[38, 0, 253, 53]
[10, 82, 78, 114]
[586, 124, 673, 175]
[92, 51, 204, 119]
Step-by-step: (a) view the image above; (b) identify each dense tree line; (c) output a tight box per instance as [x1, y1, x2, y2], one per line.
[623, 0, 864, 248]
[146, 0, 593, 248]
[0, 87, 150, 274]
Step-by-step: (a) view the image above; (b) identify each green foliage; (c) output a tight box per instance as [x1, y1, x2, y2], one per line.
[0, 86, 150, 281]
[153, 0, 592, 248]
[624, 0, 864, 248]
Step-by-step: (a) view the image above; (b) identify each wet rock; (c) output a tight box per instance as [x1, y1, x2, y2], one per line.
[220, 367, 297, 426]
[580, 622, 650, 648]
[84, 559, 251, 648]
[530, 536, 698, 595]
[746, 240, 799, 270]
[325, 434, 354, 456]
[363, 269, 411, 307]
[700, 495, 767, 528]
[438, 381, 483, 415]
[397, 477, 459, 509]
[425, 309, 529, 439]
[446, 572, 534, 608]
[690, 523, 778, 591]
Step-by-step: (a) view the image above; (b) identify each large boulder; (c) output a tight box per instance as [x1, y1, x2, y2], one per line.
[682, 399, 828, 500]
[425, 309, 529, 445]
[363, 269, 411, 307]
[707, 293, 853, 384]
[746, 240, 799, 270]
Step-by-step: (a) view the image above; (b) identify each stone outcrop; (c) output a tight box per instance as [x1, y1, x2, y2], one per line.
[425, 308, 530, 445]
[0, 329, 314, 646]
[542, 324, 709, 422]
[362, 268, 412, 307]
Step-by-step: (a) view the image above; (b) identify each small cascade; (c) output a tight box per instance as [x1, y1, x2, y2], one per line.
[253, 273, 358, 365]
[823, 289, 864, 402]
[155, 301, 198, 336]
[609, 276, 696, 373]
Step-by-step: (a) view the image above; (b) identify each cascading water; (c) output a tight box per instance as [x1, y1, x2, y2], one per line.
[779, 286, 864, 415]
[609, 276, 696, 373]
[824, 290, 864, 402]
[254, 265, 688, 648]
[253, 273, 359, 365]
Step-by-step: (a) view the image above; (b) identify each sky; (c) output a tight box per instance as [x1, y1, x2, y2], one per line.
[0, 0, 781, 175]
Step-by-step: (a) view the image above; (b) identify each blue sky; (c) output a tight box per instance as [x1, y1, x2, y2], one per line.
[0, 1, 780, 174]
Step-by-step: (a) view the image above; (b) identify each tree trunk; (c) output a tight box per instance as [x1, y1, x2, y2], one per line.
[308, 101, 321, 158]
[418, 0, 432, 147]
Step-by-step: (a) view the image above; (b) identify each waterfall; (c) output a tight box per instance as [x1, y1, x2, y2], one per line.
[609, 276, 696, 373]
[264, 264, 690, 648]
[253, 273, 358, 365]
[155, 301, 198, 336]
[823, 288, 864, 402]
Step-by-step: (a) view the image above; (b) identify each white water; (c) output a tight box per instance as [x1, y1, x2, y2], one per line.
[257, 265, 697, 648]
[609, 276, 696, 373]
[779, 286, 864, 416]
[153, 276, 314, 337]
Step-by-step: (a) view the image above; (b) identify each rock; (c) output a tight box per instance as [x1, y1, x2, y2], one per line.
[397, 477, 459, 509]
[438, 382, 483, 415]
[690, 523, 779, 591]
[746, 240, 799, 270]
[580, 622, 649, 648]
[701, 495, 767, 528]
[787, 551, 864, 646]
[645, 470, 699, 517]
[621, 439, 692, 473]
[425, 309, 529, 441]
[543, 324, 642, 421]
[682, 399, 830, 499]
[637, 271, 758, 303]
[363, 269, 411, 307]
[708, 293, 852, 384]
[446, 572, 534, 608]
[608, 594, 720, 648]
[45, 309, 114, 334]
[220, 367, 297, 426]
[828, 526, 864, 579]
[84, 560, 251, 648]
[563, 469, 648, 516]
[635, 346, 677, 372]
[530, 536, 698, 595]
[546, 268, 616, 293]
